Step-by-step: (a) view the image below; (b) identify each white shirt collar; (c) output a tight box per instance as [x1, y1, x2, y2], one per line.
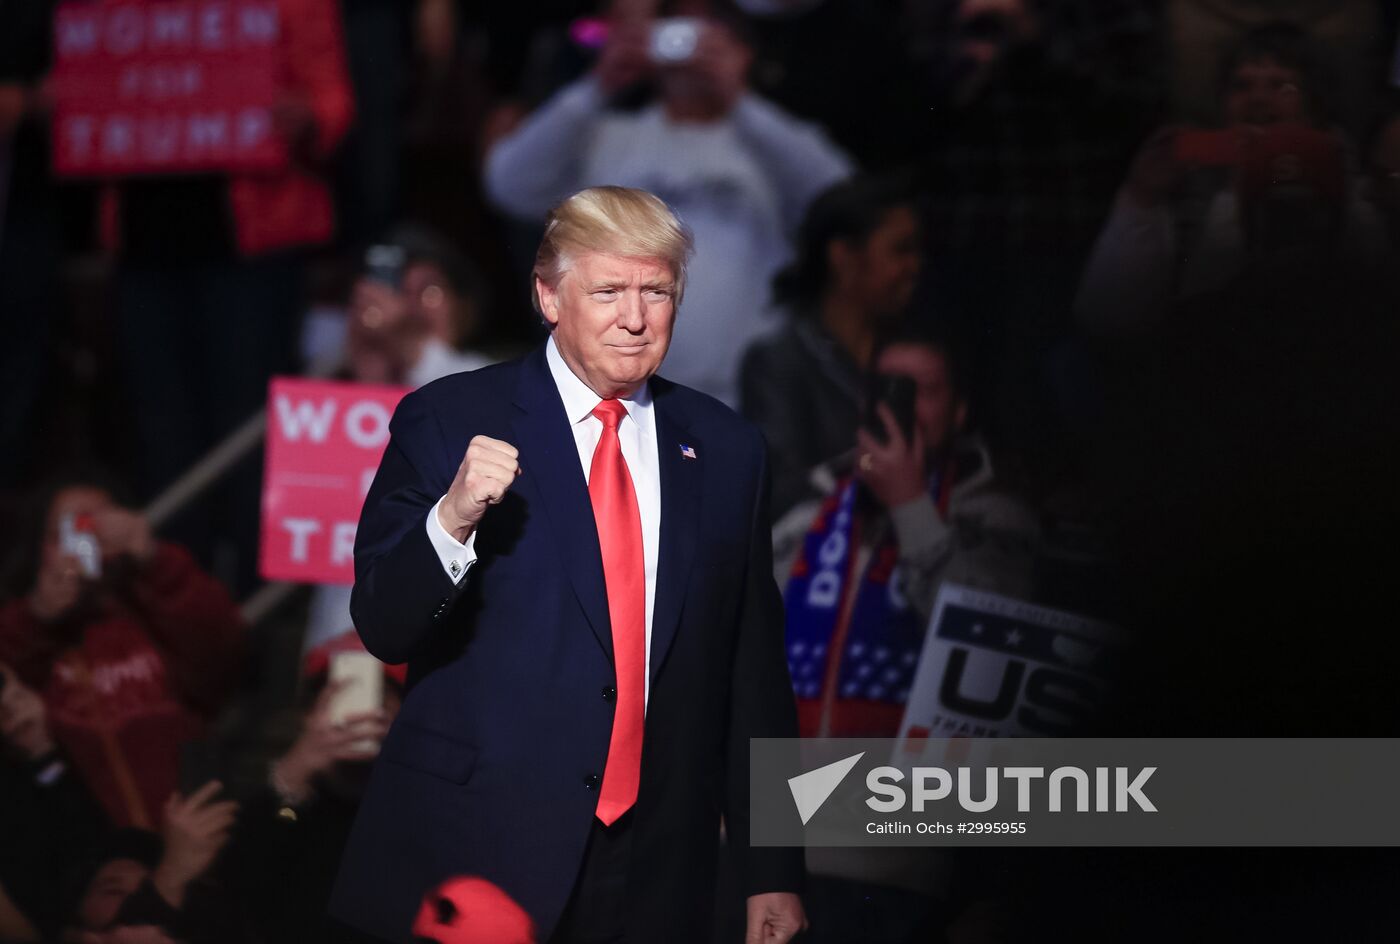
[545, 334, 653, 428]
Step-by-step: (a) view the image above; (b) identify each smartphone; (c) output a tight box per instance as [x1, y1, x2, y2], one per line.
[178, 741, 222, 796]
[329, 651, 384, 751]
[650, 18, 702, 65]
[865, 374, 917, 444]
[329, 651, 384, 753]
[59, 512, 102, 579]
[364, 244, 406, 289]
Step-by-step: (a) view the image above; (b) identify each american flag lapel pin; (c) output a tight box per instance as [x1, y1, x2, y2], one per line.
[679, 444, 697, 460]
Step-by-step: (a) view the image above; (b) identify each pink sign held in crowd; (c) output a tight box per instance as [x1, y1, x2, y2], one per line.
[50, 0, 289, 176]
[260, 378, 410, 585]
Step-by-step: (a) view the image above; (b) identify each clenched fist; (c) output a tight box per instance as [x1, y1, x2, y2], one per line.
[438, 436, 521, 542]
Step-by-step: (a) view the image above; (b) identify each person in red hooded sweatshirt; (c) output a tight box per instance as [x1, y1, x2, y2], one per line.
[0, 476, 246, 830]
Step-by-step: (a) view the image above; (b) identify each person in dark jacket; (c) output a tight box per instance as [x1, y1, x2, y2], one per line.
[1, 662, 109, 941]
[740, 175, 923, 519]
[223, 632, 399, 944]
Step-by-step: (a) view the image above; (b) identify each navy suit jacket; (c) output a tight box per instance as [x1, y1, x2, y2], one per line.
[329, 345, 803, 942]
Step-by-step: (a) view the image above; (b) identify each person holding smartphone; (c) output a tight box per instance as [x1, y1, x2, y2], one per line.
[0, 477, 245, 831]
[1075, 22, 1387, 336]
[483, 0, 852, 409]
[217, 633, 399, 944]
[767, 323, 1035, 944]
[773, 323, 1037, 740]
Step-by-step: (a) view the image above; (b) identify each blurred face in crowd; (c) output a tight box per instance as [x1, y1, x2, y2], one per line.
[831, 206, 922, 317]
[77, 859, 149, 930]
[954, 0, 1038, 69]
[876, 342, 966, 453]
[403, 261, 476, 349]
[536, 253, 677, 398]
[1223, 57, 1309, 127]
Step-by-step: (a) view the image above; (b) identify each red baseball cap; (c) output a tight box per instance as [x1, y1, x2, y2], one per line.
[411, 876, 536, 944]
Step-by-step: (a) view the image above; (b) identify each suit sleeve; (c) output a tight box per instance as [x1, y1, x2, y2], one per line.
[724, 437, 806, 897]
[350, 391, 467, 665]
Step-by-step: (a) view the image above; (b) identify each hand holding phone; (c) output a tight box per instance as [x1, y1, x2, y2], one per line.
[274, 666, 389, 803]
[329, 651, 386, 753]
[855, 374, 927, 509]
[592, 19, 653, 94]
[864, 374, 918, 445]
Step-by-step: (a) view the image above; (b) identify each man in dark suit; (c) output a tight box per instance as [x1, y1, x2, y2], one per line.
[330, 187, 807, 943]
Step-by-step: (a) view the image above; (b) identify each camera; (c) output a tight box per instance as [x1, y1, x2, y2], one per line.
[650, 18, 702, 65]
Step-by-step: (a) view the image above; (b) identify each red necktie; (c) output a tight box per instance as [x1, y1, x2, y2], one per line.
[588, 399, 645, 825]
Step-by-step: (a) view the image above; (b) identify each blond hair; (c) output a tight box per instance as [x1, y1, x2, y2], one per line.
[531, 186, 695, 313]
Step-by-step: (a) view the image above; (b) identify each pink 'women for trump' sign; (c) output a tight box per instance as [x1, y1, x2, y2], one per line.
[51, 0, 290, 176]
[260, 378, 410, 585]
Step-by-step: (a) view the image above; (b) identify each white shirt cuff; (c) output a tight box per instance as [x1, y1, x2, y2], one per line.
[426, 496, 478, 585]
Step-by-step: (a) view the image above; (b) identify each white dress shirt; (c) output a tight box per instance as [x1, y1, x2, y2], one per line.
[427, 335, 662, 706]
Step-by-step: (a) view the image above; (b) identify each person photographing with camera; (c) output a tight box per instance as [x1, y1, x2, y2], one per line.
[484, 0, 852, 408]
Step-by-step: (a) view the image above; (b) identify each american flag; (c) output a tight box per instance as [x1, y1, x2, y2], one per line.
[787, 639, 920, 705]
[679, 444, 696, 459]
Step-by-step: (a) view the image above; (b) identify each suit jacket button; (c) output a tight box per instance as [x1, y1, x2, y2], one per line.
[601, 685, 616, 702]
[584, 773, 600, 790]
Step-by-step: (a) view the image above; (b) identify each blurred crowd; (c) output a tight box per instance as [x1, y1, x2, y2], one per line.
[3, 1, 1400, 942]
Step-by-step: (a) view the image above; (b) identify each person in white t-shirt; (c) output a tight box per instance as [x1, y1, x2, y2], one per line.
[483, 4, 853, 407]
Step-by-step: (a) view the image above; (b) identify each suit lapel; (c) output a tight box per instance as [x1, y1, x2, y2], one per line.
[650, 382, 701, 689]
[511, 347, 613, 662]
